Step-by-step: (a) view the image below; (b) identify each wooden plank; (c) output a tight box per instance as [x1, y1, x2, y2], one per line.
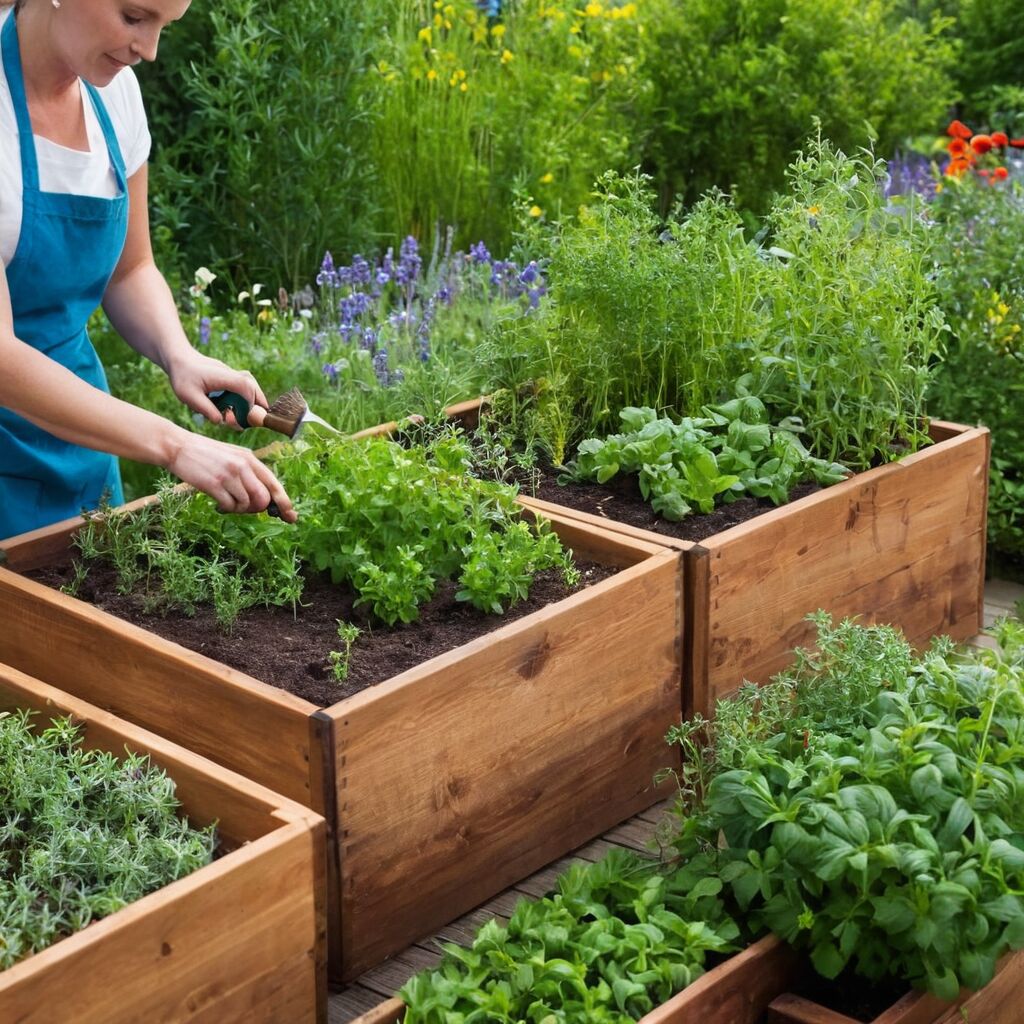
[0, 568, 317, 805]
[356, 947, 441, 997]
[518, 494, 691, 553]
[637, 935, 801, 1023]
[932, 949, 1024, 1024]
[347, 998, 405, 1024]
[328, 544, 682, 979]
[767, 994, 860, 1024]
[872, 989, 956, 1024]
[699, 427, 988, 708]
[0, 666, 325, 1024]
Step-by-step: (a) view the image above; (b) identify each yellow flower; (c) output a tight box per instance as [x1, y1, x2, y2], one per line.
[427, 68, 438, 81]
[257, 309, 274, 323]
[473, 24, 488, 42]
[540, 172, 554, 184]
[418, 26, 432, 44]
[443, 3, 454, 14]
[529, 205, 543, 217]
[584, 2, 603, 16]
[460, 81, 468, 91]
[491, 23, 506, 38]
[615, 63, 627, 75]
[808, 205, 821, 215]
[568, 43, 583, 58]
[456, 68, 467, 80]
[500, 48, 514, 64]
[569, 21, 582, 33]
[433, 12, 443, 26]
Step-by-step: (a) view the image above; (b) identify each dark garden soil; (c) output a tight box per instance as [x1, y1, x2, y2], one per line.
[27, 559, 616, 708]
[791, 966, 911, 1021]
[528, 467, 822, 543]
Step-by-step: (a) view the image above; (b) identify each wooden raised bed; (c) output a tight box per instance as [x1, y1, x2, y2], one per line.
[347, 938, 1024, 1024]
[0, 506, 682, 982]
[0, 660, 326, 1024]
[520, 421, 990, 717]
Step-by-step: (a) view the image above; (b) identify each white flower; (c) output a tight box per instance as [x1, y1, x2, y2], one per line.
[237, 291, 250, 303]
[256, 299, 273, 307]
[291, 319, 305, 332]
[194, 266, 217, 286]
[299, 308, 314, 319]
[252, 283, 264, 296]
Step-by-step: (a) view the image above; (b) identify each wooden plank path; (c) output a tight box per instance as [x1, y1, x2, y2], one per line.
[327, 579, 1024, 1023]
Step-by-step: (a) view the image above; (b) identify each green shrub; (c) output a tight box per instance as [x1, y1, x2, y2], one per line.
[140, 0, 379, 290]
[642, 0, 958, 216]
[927, 174, 1024, 561]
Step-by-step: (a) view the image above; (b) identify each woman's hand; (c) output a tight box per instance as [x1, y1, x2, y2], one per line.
[164, 429, 297, 522]
[166, 349, 269, 427]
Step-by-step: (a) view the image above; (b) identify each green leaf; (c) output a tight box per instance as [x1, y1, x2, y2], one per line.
[810, 940, 846, 978]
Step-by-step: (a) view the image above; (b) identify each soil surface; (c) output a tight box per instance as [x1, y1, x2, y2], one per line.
[529, 467, 821, 543]
[791, 966, 910, 1021]
[27, 560, 616, 708]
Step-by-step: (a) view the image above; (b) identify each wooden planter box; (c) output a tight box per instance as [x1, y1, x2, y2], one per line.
[348, 937, 1024, 1024]
[0, 660, 326, 1024]
[0, 507, 682, 982]
[520, 421, 990, 717]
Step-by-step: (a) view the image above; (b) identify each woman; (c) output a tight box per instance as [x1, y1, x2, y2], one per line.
[0, 0, 295, 540]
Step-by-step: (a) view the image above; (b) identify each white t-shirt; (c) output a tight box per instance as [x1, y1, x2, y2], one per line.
[0, 7, 151, 267]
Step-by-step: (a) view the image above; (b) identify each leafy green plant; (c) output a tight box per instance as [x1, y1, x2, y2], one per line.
[71, 434, 576, 632]
[0, 711, 215, 968]
[328, 621, 362, 683]
[560, 398, 846, 521]
[496, 136, 945, 470]
[667, 616, 1024, 1000]
[400, 848, 741, 1023]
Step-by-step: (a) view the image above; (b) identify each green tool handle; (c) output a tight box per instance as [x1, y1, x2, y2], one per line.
[209, 390, 251, 429]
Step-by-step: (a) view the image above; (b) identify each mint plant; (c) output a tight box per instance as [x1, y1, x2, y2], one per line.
[560, 397, 846, 521]
[0, 711, 215, 968]
[328, 621, 361, 683]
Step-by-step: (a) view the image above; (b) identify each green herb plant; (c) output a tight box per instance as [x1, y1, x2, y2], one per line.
[328, 621, 362, 683]
[0, 711, 215, 968]
[560, 397, 846, 521]
[666, 616, 1024, 1000]
[400, 848, 741, 1023]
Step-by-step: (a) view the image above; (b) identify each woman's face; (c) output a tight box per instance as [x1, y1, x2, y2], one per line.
[51, 0, 191, 86]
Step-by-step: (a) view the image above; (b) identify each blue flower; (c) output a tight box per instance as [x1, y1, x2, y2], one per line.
[316, 251, 338, 288]
[519, 260, 539, 285]
[373, 348, 390, 385]
[198, 316, 211, 346]
[469, 240, 491, 264]
[322, 362, 339, 381]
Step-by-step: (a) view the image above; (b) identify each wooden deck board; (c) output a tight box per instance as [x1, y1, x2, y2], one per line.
[327, 582, 1018, 1023]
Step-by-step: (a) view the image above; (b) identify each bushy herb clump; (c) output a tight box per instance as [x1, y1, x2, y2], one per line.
[400, 848, 740, 1023]
[496, 135, 945, 470]
[667, 615, 1024, 1000]
[70, 432, 577, 630]
[0, 712, 215, 968]
[560, 396, 845, 521]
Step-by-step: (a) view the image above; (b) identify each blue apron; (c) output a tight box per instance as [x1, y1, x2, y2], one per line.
[0, 11, 127, 539]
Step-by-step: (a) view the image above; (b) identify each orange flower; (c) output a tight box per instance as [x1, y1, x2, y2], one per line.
[991, 131, 1009, 147]
[947, 119, 972, 139]
[1011, 138, 1024, 148]
[993, 167, 1009, 181]
[945, 157, 970, 177]
[971, 134, 994, 154]
[947, 138, 968, 157]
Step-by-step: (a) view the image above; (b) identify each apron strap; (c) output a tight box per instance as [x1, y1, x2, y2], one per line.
[83, 80, 127, 190]
[1, 13, 40, 192]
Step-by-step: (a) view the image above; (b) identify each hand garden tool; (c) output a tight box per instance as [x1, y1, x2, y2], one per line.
[208, 386, 340, 438]
[207, 387, 340, 517]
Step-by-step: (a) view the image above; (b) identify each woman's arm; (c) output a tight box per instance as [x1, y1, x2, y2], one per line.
[0, 264, 296, 520]
[101, 164, 267, 425]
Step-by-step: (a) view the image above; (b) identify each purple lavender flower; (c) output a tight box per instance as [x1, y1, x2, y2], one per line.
[360, 327, 378, 352]
[883, 152, 938, 200]
[469, 240, 491, 264]
[316, 251, 338, 288]
[519, 261, 539, 285]
[198, 316, 211, 346]
[435, 285, 452, 305]
[310, 332, 325, 355]
[322, 362, 339, 382]
[373, 348, 390, 386]
[528, 285, 547, 309]
[396, 236, 422, 286]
